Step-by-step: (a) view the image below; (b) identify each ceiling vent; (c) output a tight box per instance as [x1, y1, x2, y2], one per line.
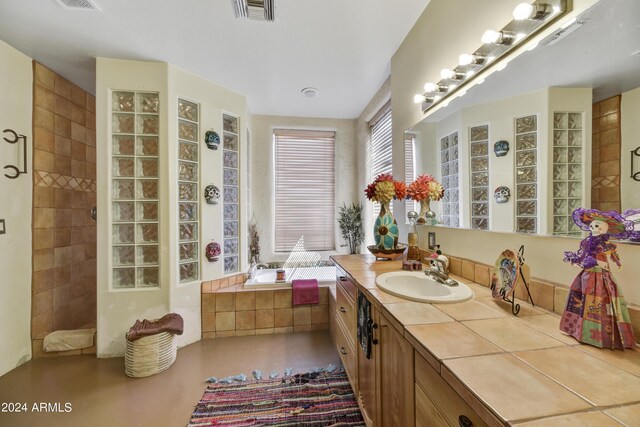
[232, 0, 274, 21]
[54, 0, 101, 11]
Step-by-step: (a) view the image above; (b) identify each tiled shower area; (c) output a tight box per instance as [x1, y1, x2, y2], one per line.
[31, 62, 97, 356]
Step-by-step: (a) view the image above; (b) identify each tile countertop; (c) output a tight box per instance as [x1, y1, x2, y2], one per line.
[331, 254, 640, 427]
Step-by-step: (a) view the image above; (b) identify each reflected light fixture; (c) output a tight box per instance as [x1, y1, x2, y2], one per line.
[440, 68, 466, 80]
[459, 53, 485, 66]
[415, 0, 568, 115]
[513, 2, 554, 20]
[481, 30, 515, 45]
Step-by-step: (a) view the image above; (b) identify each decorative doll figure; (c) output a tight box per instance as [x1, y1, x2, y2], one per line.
[560, 208, 636, 349]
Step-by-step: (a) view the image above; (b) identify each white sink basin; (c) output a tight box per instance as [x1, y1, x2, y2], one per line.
[376, 271, 473, 304]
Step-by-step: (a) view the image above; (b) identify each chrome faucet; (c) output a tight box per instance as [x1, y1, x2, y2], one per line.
[247, 262, 269, 279]
[425, 258, 458, 286]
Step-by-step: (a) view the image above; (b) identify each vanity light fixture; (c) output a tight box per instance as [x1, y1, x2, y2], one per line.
[440, 68, 466, 80]
[481, 30, 516, 45]
[459, 53, 485, 66]
[513, 2, 554, 21]
[415, 0, 568, 115]
[424, 82, 447, 93]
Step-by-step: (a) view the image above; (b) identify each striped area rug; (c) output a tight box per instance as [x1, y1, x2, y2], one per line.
[188, 370, 365, 426]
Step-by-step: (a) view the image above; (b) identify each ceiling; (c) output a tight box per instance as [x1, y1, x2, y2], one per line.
[422, 0, 640, 123]
[0, 0, 429, 119]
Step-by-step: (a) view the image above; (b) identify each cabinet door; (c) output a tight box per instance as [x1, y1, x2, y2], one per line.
[379, 312, 415, 427]
[357, 307, 378, 427]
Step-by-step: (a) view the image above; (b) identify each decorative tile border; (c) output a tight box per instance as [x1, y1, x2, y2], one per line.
[34, 170, 96, 192]
[592, 175, 620, 188]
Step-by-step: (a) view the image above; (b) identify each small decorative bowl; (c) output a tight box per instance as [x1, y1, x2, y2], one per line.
[367, 244, 407, 260]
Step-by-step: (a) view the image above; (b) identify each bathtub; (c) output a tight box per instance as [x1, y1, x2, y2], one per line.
[244, 266, 337, 289]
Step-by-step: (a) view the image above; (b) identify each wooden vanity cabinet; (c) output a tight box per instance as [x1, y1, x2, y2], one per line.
[378, 312, 415, 427]
[357, 305, 415, 427]
[415, 351, 487, 427]
[335, 266, 358, 391]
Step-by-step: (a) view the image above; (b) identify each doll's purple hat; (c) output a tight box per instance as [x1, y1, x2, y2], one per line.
[572, 208, 633, 238]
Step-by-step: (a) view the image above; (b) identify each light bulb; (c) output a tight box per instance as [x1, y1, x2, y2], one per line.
[459, 54, 473, 66]
[413, 94, 426, 104]
[440, 68, 454, 79]
[513, 3, 535, 20]
[481, 30, 501, 44]
[424, 82, 437, 93]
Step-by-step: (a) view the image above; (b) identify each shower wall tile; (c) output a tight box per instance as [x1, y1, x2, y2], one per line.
[32, 62, 97, 355]
[591, 95, 621, 212]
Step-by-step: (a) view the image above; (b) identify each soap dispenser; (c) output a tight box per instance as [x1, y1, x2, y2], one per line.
[407, 211, 420, 261]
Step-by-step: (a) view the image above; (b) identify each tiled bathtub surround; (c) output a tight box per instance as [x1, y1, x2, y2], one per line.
[32, 62, 97, 356]
[201, 277, 331, 338]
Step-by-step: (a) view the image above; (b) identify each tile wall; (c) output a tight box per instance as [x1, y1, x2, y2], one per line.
[591, 95, 621, 211]
[201, 276, 331, 338]
[31, 62, 97, 355]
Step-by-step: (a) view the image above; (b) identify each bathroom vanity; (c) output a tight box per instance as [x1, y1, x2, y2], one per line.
[330, 254, 640, 427]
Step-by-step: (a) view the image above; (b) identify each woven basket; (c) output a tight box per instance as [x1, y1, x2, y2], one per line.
[125, 332, 177, 378]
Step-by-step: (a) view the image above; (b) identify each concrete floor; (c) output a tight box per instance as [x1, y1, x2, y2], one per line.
[0, 331, 340, 427]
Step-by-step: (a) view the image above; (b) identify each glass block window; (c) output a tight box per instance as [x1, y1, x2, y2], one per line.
[440, 131, 459, 227]
[514, 115, 538, 234]
[111, 91, 160, 289]
[552, 112, 583, 236]
[178, 99, 200, 283]
[469, 125, 489, 230]
[223, 114, 240, 274]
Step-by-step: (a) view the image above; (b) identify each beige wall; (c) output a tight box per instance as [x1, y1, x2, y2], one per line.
[97, 58, 250, 356]
[251, 115, 357, 262]
[621, 86, 640, 210]
[0, 40, 33, 376]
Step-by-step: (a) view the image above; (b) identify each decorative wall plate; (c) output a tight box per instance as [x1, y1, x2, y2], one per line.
[204, 184, 220, 205]
[204, 130, 220, 150]
[205, 241, 221, 262]
[491, 249, 519, 299]
[494, 140, 509, 157]
[494, 186, 511, 203]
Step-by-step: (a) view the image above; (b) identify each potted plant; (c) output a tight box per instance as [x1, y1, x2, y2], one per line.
[337, 202, 365, 254]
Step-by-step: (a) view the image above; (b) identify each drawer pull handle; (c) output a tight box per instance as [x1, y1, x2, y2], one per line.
[339, 346, 347, 355]
[371, 322, 379, 345]
[458, 415, 473, 427]
[339, 276, 348, 281]
[339, 307, 347, 313]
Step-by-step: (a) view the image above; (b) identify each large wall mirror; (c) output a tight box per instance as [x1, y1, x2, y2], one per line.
[409, 0, 640, 243]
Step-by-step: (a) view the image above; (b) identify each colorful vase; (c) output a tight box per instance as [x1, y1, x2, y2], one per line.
[374, 202, 398, 249]
[417, 199, 436, 224]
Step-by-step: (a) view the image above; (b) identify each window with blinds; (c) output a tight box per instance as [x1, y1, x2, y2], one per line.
[405, 132, 417, 215]
[274, 129, 336, 252]
[369, 102, 392, 217]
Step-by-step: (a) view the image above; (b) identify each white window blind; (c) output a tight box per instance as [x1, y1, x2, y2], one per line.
[369, 102, 392, 217]
[274, 129, 336, 252]
[405, 132, 417, 215]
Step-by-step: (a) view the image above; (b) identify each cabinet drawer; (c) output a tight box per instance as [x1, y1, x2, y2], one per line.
[335, 319, 357, 391]
[415, 352, 487, 427]
[337, 273, 357, 301]
[336, 282, 356, 343]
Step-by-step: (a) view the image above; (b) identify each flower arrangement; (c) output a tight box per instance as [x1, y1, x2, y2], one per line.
[364, 173, 406, 205]
[407, 174, 444, 201]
